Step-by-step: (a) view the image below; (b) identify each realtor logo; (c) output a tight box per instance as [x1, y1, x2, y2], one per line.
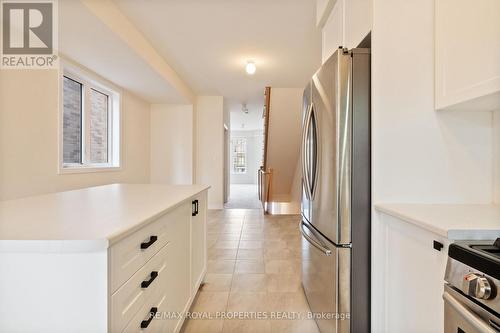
[1, 0, 58, 69]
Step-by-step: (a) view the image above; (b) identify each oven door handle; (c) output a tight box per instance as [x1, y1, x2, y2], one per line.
[443, 291, 498, 333]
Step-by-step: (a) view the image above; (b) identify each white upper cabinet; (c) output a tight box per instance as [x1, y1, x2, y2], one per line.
[345, 0, 372, 49]
[435, 0, 500, 111]
[320, 0, 372, 64]
[322, 0, 344, 63]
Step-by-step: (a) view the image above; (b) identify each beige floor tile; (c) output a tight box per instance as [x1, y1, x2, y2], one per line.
[207, 260, 236, 274]
[217, 233, 241, 241]
[235, 260, 265, 274]
[263, 240, 288, 250]
[207, 238, 218, 249]
[190, 291, 229, 313]
[264, 248, 295, 260]
[266, 274, 302, 292]
[237, 249, 264, 260]
[220, 226, 243, 234]
[267, 292, 310, 313]
[208, 249, 238, 260]
[241, 228, 265, 235]
[227, 292, 269, 312]
[181, 319, 224, 333]
[265, 259, 301, 275]
[239, 240, 263, 249]
[240, 233, 264, 241]
[231, 274, 267, 292]
[270, 319, 319, 333]
[222, 320, 271, 333]
[214, 240, 239, 249]
[201, 274, 233, 292]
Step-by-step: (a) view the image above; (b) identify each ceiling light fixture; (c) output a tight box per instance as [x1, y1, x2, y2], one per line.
[245, 61, 256, 75]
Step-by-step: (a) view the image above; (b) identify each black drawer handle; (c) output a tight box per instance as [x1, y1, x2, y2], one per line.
[140, 307, 158, 328]
[141, 271, 158, 289]
[195, 200, 199, 215]
[140, 236, 157, 249]
[192, 199, 199, 216]
[433, 240, 444, 251]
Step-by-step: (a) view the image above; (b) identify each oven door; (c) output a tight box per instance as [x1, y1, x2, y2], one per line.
[444, 285, 500, 333]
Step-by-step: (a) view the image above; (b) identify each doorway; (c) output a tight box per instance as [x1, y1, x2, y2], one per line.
[224, 105, 264, 209]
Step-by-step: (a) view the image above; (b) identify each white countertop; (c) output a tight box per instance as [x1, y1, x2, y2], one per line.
[375, 203, 500, 240]
[0, 184, 209, 252]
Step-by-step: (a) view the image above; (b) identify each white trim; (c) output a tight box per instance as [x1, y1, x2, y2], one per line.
[58, 59, 122, 174]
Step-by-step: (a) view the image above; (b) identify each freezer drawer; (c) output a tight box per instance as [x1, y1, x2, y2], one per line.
[300, 219, 350, 333]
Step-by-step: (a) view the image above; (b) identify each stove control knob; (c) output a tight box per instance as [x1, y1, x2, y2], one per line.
[463, 273, 494, 300]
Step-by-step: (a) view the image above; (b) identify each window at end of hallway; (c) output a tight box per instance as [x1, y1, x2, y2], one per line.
[59, 63, 121, 173]
[231, 137, 247, 174]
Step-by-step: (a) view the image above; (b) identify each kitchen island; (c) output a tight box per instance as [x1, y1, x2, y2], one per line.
[0, 184, 209, 332]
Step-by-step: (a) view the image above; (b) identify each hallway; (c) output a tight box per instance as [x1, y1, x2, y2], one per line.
[181, 209, 318, 333]
[224, 184, 262, 209]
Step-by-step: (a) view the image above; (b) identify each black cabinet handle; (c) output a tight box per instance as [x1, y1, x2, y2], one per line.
[192, 200, 199, 216]
[140, 235, 157, 249]
[140, 307, 158, 328]
[195, 200, 199, 215]
[433, 240, 444, 251]
[141, 271, 158, 288]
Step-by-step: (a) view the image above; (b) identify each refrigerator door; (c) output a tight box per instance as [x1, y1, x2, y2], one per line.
[309, 49, 352, 245]
[300, 219, 350, 333]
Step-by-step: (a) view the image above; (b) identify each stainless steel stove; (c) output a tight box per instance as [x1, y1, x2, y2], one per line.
[444, 238, 500, 333]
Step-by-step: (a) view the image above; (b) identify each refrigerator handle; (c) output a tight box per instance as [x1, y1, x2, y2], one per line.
[309, 105, 318, 200]
[300, 220, 332, 256]
[301, 104, 313, 200]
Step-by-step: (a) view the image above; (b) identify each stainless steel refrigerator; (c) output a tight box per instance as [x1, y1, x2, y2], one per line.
[300, 47, 371, 333]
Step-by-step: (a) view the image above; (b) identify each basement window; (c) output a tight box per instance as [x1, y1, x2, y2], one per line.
[59, 64, 121, 173]
[231, 137, 247, 174]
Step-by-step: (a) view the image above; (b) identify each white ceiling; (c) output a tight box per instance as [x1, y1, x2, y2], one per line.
[231, 104, 264, 131]
[59, 0, 186, 103]
[114, 0, 322, 112]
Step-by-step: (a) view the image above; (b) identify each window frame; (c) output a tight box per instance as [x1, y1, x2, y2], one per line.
[58, 61, 122, 174]
[231, 137, 248, 174]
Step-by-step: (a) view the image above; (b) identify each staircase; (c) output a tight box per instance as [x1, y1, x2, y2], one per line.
[258, 87, 303, 214]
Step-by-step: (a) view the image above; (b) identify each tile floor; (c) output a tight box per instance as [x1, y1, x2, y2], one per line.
[223, 184, 261, 209]
[181, 209, 319, 333]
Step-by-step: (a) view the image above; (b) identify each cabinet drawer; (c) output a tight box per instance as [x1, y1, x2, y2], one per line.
[111, 243, 170, 333]
[121, 275, 170, 333]
[109, 202, 189, 292]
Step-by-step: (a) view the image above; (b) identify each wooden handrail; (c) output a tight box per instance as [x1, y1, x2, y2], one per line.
[262, 87, 271, 171]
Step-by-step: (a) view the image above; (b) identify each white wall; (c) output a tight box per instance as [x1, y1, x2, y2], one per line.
[0, 70, 151, 201]
[371, 0, 493, 206]
[370, 0, 493, 331]
[150, 104, 193, 184]
[266, 88, 303, 201]
[195, 96, 224, 209]
[230, 130, 263, 185]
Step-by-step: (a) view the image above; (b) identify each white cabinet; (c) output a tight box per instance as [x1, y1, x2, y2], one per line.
[377, 213, 449, 333]
[190, 192, 207, 295]
[344, 0, 371, 49]
[322, 0, 344, 63]
[0, 186, 208, 333]
[320, 0, 372, 63]
[435, 0, 500, 111]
